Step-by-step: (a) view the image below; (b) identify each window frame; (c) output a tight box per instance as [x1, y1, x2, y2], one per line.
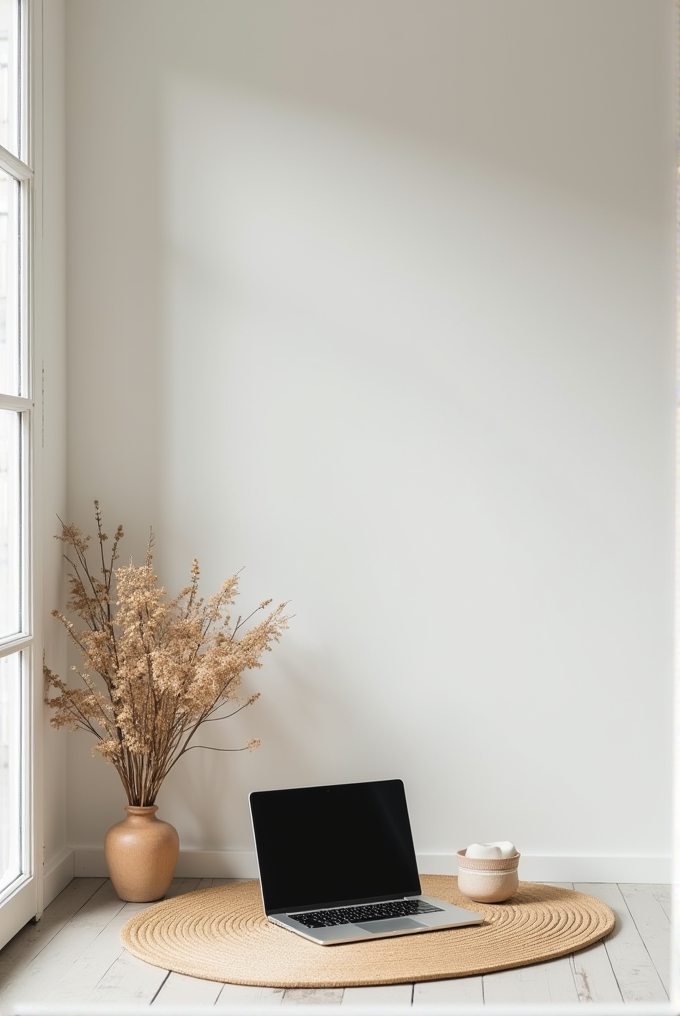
[0, 0, 39, 950]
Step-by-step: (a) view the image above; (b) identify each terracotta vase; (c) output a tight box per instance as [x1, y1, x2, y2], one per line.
[104, 805, 179, 902]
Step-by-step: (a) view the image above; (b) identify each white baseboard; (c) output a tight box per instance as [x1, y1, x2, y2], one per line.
[73, 848, 672, 884]
[43, 847, 75, 907]
[418, 853, 673, 883]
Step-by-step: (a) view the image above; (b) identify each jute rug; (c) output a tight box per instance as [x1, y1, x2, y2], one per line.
[121, 876, 615, 988]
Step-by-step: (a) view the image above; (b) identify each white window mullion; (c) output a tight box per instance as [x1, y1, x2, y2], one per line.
[0, 146, 30, 182]
[0, 635, 31, 658]
[0, 393, 31, 411]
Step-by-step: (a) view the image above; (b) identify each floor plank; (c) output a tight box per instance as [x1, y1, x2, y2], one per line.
[217, 983, 285, 1005]
[619, 883, 671, 993]
[45, 901, 151, 1004]
[342, 984, 412, 1005]
[413, 976, 483, 1004]
[0, 878, 107, 997]
[78, 874, 214, 1007]
[651, 883, 672, 922]
[570, 940, 623, 1003]
[85, 947, 169, 1005]
[283, 987, 344, 1005]
[482, 956, 579, 1004]
[0, 880, 127, 1004]
[575, 881, 668, 1003]
[152, 970, 224, 1005]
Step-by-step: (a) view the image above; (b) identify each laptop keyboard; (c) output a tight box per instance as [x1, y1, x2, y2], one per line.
[290, 899, 444, 929]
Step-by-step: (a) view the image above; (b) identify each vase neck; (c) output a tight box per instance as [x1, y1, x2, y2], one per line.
[125, 805, 158, 817]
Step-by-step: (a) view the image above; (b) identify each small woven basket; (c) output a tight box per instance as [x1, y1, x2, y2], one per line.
[457, 848, 521, 903]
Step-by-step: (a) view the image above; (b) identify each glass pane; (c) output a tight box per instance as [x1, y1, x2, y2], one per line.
[0, 409, 19, 638]
[0, 652, 21, 894]
[0, 168, 18, 396]
[0, 1, 19, 158]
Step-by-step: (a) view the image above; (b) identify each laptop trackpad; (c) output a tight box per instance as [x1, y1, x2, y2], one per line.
[356, 917, 426, 934]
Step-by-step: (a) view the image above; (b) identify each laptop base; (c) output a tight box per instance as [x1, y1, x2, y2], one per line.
[269, 894, 483, 946]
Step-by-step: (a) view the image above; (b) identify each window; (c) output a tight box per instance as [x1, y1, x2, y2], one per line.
[0, 0, 36, 949]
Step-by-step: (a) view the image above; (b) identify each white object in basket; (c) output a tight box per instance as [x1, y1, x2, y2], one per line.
[457, 842, 520, 902]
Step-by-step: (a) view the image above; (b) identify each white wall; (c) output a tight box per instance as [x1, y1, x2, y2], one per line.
[63, 0, 675, 880]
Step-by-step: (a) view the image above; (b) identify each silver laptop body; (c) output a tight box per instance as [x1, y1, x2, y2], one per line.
[249, 778, 483, 946]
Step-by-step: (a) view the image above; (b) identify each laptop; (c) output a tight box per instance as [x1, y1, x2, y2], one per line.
[249, 778, 484, 945]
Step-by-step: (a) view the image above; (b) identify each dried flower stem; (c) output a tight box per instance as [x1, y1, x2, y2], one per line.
[45, 504, 289, 806]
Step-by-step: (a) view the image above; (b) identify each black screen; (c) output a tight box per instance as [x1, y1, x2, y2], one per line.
[249, 779, 422, 913]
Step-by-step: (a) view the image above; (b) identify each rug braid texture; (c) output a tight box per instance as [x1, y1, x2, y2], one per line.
[121, 875, 615, 988]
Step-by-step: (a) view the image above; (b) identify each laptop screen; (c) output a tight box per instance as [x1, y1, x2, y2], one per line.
[249, 779, 422, 914]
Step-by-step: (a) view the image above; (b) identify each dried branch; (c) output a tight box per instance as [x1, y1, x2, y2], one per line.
[44, 502, 290, 805]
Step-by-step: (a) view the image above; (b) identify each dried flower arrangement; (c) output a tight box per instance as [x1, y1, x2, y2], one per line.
[44, 502, 289, 807]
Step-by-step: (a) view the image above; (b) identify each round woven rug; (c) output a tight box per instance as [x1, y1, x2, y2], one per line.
[121, 876, 615, 988]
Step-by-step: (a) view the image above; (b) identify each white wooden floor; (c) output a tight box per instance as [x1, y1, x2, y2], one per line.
[0, 878, 671, 1009]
